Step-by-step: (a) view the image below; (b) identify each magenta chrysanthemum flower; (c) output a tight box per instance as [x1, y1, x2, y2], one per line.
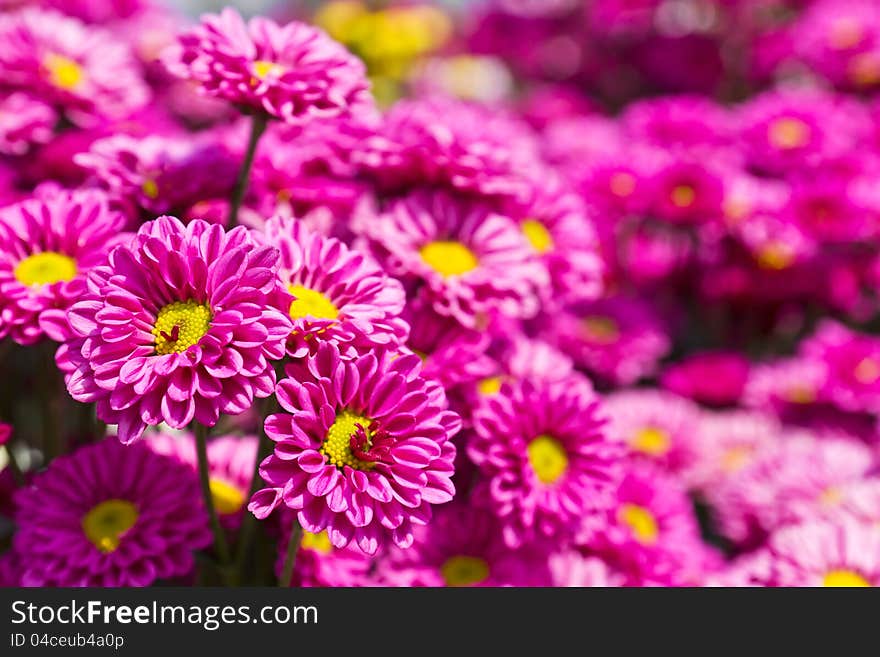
[801, 320, 880, 413]
[661, 351, 750, 407]
[582, 465, 713, 586]
[376, 505, 550, 587]
[146, 432, 257, 529]
[764, 519, 880, 587]
[355, 189, 547, 327]
[743, 356, 827, 413]
[263, 216, 408, 358]
[75, 133, 238, 214]
[13, 440, 211, 587]
[709, 434, 874, 547]
[0, 8, 149, 125]
[0, 189, 129, 346]
[0, 92, 55, 156]
[162, 8, 371, 124]
[602, 389, 701, 478]
[467, 375, 620, 549]
[542, 295, 670, 385]
[360, 96, 542, 202]
[619, 94, 733, 153]
[249, 342, 460, 555]
[549, 552, 625, 587]
[62, 215, 292, 444]
[275, 513, 372, 587]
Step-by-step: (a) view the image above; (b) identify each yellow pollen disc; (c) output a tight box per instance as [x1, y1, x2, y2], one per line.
[618, 503, 659, 545]
[14, 252, 77, 286]
[609, 172, 636, 197]
[829, 18, 864, 50]
[420, 240, 478, 277]
[785, 385, 816, 404]
[209, 478, 245, 515]
[819, 486, 843, 507]
[756, 242, 794, 270]
[82, 499, 138, 553]
[854, 357, 880, 385]
[142, 179, 159, 199]
[253, 59, 284, 78]
[43, 53, 84, 90]
[527, 435, 568, 485]
[288, 284, 340, 321]
[151, 300, 212, 355]
[522, 219, 553, 254]
[630, 427, 671, 457]
[582, 316, 619, 344]
[322, 410, 375, 471]
[768, 117, 811, 150]
[823, 570, 871, 587]
[477, 376, 503, 396]
[849, 53, 880, 87]
[441, 555, 489, 587]
[721, 445, 752, 473]
[670, 185, 696, 208]
[301, 530, 334, 554]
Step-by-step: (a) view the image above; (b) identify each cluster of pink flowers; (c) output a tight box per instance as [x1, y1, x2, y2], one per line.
[0, 0, 879, 588]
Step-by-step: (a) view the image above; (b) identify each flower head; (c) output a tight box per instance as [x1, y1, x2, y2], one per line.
[13, 439, 210, 586]
[0, 92, 55, 156]
[250, 342, 460, 555]
[62, 216, 292, 444]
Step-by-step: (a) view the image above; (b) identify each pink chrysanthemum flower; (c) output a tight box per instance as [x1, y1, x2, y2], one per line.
[542, 295, 670, 385]
[250, 342, 460, 555]
[361, 96, 542, 202]
[162, 8, 371, 124]
[75, 133, 238, 214]
[0, 8, 149, 126]
[661, 351, 750, 407]
[619, 94, 733, 153]
[376, 505, 550, 587]
[765, 519, 880, 587]
[688, 410, 781, 493]
[275, 513, 372, 587]
[0, 92, 55, 155]
[0, 189, 129, 346]
[602, 389, 701, 478]
[468, 375, 620, 549]
[146, 432, 257, 529]
[13, 440, 211, 587]
[743, 356, 827, 413]
[355, 189, 547, 327]
[582, 464, 712, 586]
[801, 320, 880, 414]
[709, 434, 874, 547]
[549, 551, 625, 587]
[263, 216, 408, 358]
[62, 216, 292, 444]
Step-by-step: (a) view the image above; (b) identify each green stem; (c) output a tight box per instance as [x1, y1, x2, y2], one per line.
[232, 395, 276, 585]
[194, 423, 231, 570]
[279, 519, 302, 588]
[228, 113, 268, 228]
[2, 445, 24, 487]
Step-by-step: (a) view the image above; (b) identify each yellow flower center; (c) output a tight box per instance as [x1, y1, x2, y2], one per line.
[43, 53, 84, 90]
[14, 252, 77, 286]
[527, 435, 568, 485]
[721, 445, 753, 473]
[420, 240, 478, 277]
[441, 555, 489, 587]
[81, 499, 138, 553]
[288, 284, 340, 321]
[823, 570, 871, 587]
[301, 530, 334, 554]
[253, 60, 284, 78]
[142, 179, 159, 199]
[854, 357, 880, 385]
[321, 410, 375, 471]
[630, 427, 671, 457]
[618, 503, 659, 545]
[848, 53, 880, 87]
[209, 478, 245, 515]
[582, 316, 620, 344]
[670, 185, 696, 208]
[522, 219, 553, 254]
[152, 300, 212, 355]
[609, 172, 636, 197]
[756, 242, 794, 270]
[477, 376, 503, 396]
[785, 385, 816, 405]
[819, 486, 843, 507]
[768, 117, 811, 150]
[829, 18, 864, 50]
